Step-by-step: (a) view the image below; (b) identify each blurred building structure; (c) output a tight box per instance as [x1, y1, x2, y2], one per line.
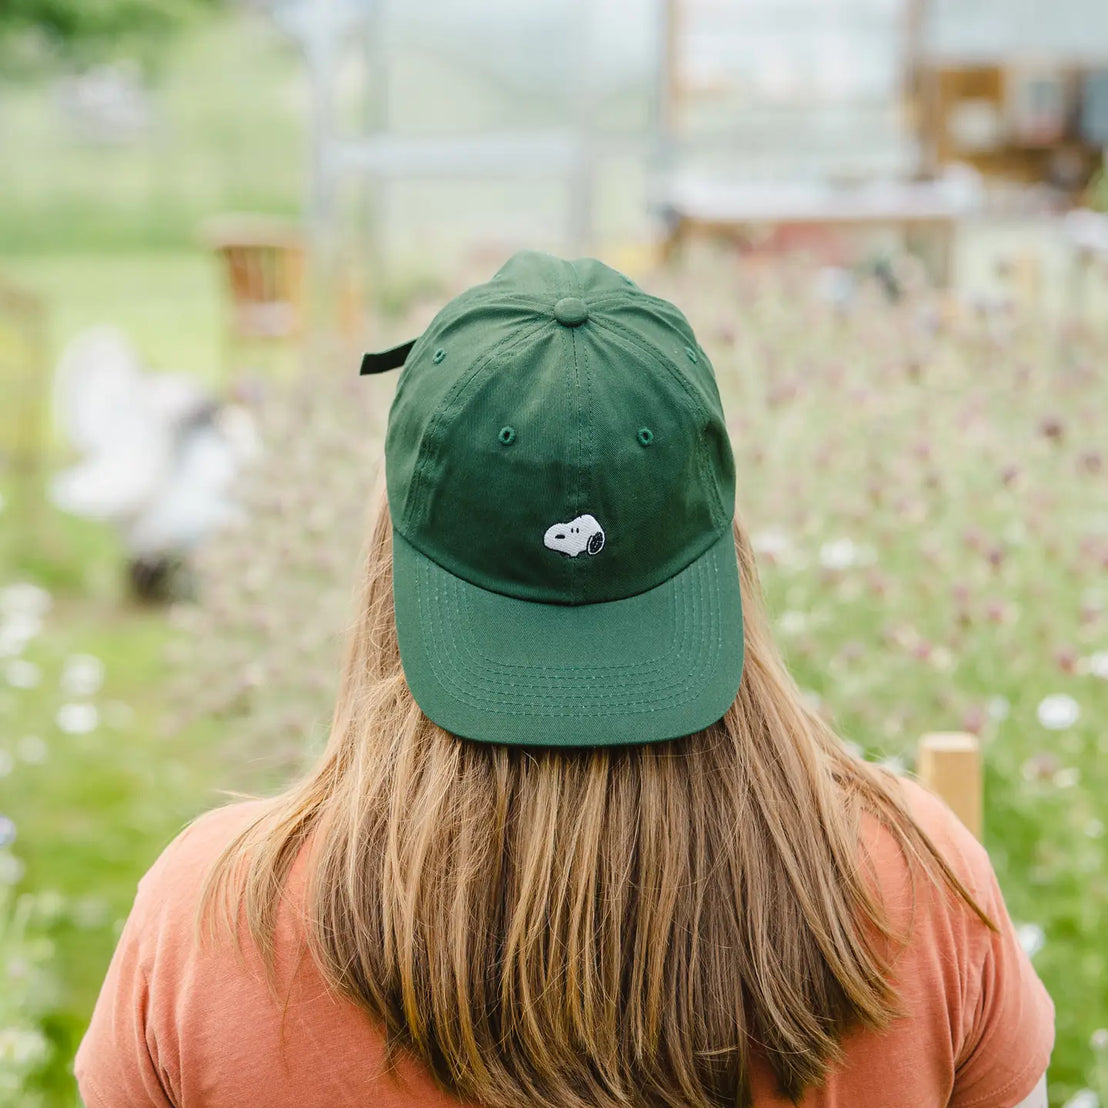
[264, 0, 1108, 301]
[269, 0, 600, 293]
[654, 0, 977, 280]
[915, 0, 1108, 197]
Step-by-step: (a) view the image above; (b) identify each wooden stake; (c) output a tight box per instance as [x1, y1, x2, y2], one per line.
[917, 732, 983, 840]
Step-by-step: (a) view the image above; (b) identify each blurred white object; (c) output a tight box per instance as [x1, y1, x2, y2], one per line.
[55, 62, 152, 144]
[60, 654, 105, 699]
[1036, 693, 1081, 730]
[1064, 208, 1108, 255]
[51, 327, 260, 568]
[1015, 922, 1046, 958]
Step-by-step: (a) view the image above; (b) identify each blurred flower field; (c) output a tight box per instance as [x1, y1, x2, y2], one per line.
[2, 246, 1107, 1106]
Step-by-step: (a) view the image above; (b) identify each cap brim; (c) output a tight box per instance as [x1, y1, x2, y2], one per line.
[392, 528, 744, 747]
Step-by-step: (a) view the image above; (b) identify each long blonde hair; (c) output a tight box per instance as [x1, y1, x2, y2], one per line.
[202, 477, 988, 1107]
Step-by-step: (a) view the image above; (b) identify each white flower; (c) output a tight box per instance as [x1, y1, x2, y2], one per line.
[61, 653, 105, 698]
[752, 528, 793, 559]
[1062, 1091, 1099, 1108]
[1036, 693, 1080, 730]
[35, 890, 65, 921]
[800, 689, 823, 714]
[1088, 652, 1108, 679]
[0, 750, 12, 777]
[1015, 922, 1045, 958]
[819, 538, 876, 570]
[0, 613, 42, 658]
[0, 1027, 49, 1067]
[0, 851, 25, 885]
[3, 659, 41, 690]
[987, 695, 1010, 721]
[1091, 1028, 1108, 1052]
[0, 582, 51, 619]
[819, 538, 859, 570]
[0, 816, 14, 848]
[1053, 767, 1080, 789]
[16, 736, 47, 764]
[73, 896, 110, 930]
[779, 610, 808, 635]
[1086, 819, 1105, 839]
[56, 703, 99, 735]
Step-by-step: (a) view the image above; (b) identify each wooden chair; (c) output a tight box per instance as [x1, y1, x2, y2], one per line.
[201, 214, 306, 374]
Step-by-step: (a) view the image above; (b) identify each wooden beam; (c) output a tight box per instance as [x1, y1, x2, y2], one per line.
[918, 732, 983, 840]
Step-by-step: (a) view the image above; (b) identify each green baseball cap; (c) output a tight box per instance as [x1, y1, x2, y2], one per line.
[360, 250, 743, 746]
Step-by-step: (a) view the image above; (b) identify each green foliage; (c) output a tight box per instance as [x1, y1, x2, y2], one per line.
[0, 506, 230, 1102]
[1089, 167, 1108, 214]
[0, 885, 57, 1108]
[0, 0, 224, 63]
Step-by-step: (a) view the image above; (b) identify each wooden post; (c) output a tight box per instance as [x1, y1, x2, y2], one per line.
[917, 732, 983, 840]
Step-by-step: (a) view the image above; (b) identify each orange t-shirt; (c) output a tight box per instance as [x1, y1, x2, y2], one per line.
[76, 779, 1053, 1108]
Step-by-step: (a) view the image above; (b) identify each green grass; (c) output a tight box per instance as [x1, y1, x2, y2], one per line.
[0, 242, 243, 1104]
[3, 251, 224, 384]
[0, 490, 234, 1104]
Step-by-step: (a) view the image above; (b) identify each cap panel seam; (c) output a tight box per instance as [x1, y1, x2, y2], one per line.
[589, 315, 709, 420]
[582, 333, 595, 600]
[582, 291, 700, 332]
[589, 315, 729, 529]
[570, 325, 583, 604]
[399, 319, 549, 537]
[407, 293, 552, 361]
[569, 263, 591, 605]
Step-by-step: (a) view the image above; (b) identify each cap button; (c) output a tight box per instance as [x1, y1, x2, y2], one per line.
[553, 296, 589, 327]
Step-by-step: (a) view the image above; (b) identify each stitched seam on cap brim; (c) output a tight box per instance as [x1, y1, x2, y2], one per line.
[422, 557, 720, 711]
[418, 558, 713, 709]
[402, 319, 550, 537]
[420, 541, 691, 672]
[396, 527, 734, 669]
[589, 316, 729, 529]
[413, 548, 725, 714]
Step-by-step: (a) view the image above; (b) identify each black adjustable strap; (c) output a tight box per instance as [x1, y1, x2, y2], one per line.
[359, 338, 417, 375]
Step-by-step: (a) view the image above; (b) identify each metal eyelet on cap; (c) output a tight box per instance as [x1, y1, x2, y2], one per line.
[685, 346, 698, 363]
[498, 426, 516, 445]
[637, 427, 654, 447]
[433, 349, 446, 364]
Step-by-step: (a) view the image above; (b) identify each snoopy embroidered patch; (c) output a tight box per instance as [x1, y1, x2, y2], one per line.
[544, 514, 605, 557]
